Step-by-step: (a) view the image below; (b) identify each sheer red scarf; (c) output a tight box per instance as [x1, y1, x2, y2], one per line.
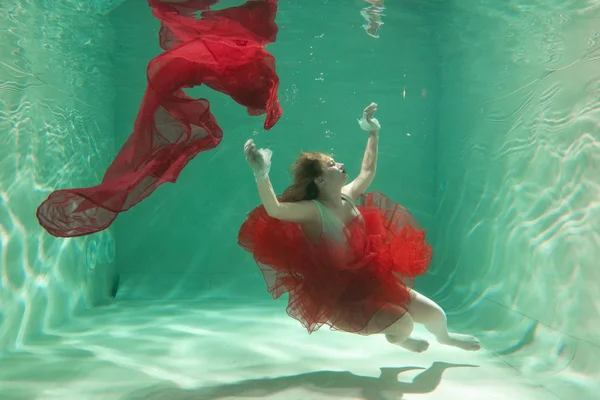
[36, 0, 282, 237]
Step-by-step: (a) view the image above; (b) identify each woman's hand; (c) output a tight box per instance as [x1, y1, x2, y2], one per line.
[358, 102, 381, 132]
[244, 139, 272, 178]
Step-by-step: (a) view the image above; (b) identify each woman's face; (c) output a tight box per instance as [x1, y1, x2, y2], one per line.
[320, 156, 348, 186]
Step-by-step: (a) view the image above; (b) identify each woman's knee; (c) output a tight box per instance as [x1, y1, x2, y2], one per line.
[407, 290, 446, 325]
[384, 311, 414, 343]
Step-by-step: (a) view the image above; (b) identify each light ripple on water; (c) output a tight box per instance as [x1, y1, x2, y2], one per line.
[0, 0, 118, 354]
[431, 0, 600, 396]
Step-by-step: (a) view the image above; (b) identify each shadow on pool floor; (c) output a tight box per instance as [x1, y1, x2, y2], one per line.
[121, 361, 478, 400]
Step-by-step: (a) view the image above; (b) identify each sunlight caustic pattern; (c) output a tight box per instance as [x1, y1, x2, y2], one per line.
[0, 1, 117, 352]
[433, 0, 600, 397]
[0, 0, 599, 399]
[0, 300, 553, 400]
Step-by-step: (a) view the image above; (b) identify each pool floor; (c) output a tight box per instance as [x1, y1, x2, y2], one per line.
[0, 299, 559, 400]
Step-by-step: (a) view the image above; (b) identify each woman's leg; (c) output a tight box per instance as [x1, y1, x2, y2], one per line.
[363, 305, 429, 353]
[405, 289, 481, 351]
[383, 312, 430, 353]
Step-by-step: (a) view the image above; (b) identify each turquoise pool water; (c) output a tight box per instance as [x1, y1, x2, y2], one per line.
[0, 0, 599, 399]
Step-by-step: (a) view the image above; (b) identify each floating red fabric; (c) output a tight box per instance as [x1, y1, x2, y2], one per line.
[37, 0, 282, 237]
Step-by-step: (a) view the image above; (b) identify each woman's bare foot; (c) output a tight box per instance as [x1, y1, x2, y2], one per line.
[439, 333, 481, 351]
[399, 337, 430, 353]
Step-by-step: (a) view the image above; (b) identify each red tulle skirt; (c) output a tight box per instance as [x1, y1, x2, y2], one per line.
[238, 191, 433, 335]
